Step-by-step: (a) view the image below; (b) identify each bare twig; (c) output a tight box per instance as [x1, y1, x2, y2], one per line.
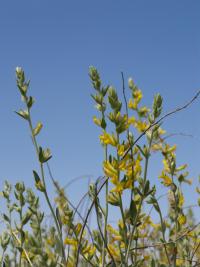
[75, 177, 117, 267]
[129, 221, 200, 251]
[46, 163, 94, 241]
[122, 90, 200, 160]
[11, 231, 33, 266]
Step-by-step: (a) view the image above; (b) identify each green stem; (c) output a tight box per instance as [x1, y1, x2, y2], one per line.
[157, 202, 171, 265]
[19, 202, 23, 267]
[102, 145, 108, 267]
[125, 131, 153, 265]
[25, 101, 66, 264]
[116, 133, 129, 267]
[173, 184, 178, 267]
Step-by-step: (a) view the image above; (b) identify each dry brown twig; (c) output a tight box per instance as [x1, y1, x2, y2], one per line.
[122, 89, 200, 160]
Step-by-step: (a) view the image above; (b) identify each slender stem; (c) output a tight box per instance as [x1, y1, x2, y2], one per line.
[157, 201, 171, 265]
[75, 177, 108, 267]
[94, 185, 116, 265]
[116, 133, 128, 252]
[125, 131, 153, 265]
[102, 145, 108, 266]
[11, 231, 33, 267]
[19, 200, 23, 267]
[172, 182, 178, 267]
[25, 99, 66, 264]
[36, 212, 43, 248]
[121, 72, 135, 207]
[134, 236, 138, 264]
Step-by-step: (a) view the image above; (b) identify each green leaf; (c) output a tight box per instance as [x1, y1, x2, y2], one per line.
[33, 170, 45, 192]
[129, 200, 137, 223]
[56, 207, 62, 230]
[3, 214, 10, 223]
[27, 96, 35, 108]
[22, 211, 32, 226]
[144, 180, 150, 196]
[15, 110, 29, 120]
[100, 117, 107, 129]
[33, 122, 43, 136]
[107, 192, 120, 206]
[20, 230, 25, 243]
[153, 93, 163, 118]
[39, 147, 52, 163]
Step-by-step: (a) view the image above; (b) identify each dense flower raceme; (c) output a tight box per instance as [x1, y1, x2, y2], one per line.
[0, 66, 199, 267]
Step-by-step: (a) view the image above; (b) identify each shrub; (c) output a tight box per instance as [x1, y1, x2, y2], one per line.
[0, 67, 200, 266]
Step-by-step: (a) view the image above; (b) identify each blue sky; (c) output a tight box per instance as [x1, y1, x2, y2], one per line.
[0, 1, 200, 220]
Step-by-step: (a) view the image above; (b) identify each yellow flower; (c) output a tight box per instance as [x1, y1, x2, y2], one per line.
[128, 116, 136, 125]
[151, 143, 162, 151]
[135, 120, 149, 132]
[178, 191, 184, 208]
[108, 244, 121, 261]
[159, 171, 172, 186]
[118, 159, 126, 171]
[100, 131, 117, 146]
[133, 89, 143, 102]
[143, 255, 151, 261]
[46, 238, 56, 246]
[64, 238, 77, 247]
[103, 161, 118, 184]
[82, 244, 96, 257]
[162, 159, 170, 173]
[138, 106, 150, 117]
[117, 144, 125, 156]
[110, 182, 124, 194]
[176, 164, 187, 172]
[178, 214, 186, 225]
[162, 144, 176, 155]
[176, 258, 184, 266]
[158, 127, 166, 136]
[74, 223, 82, 236]
[107, 192, 120, 206]
[107, 224, 120, 237]
[93, 116, 101, 127]
[128, 99, 137, 109]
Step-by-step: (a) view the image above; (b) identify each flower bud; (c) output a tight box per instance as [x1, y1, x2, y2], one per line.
[16, 66, 23, 76]
[128, 78, 134, 89]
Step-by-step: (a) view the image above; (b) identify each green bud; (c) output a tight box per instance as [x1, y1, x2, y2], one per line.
[107, 192, 120, 206]
[16, 67, 24, 81]
[128, 78, 134, 89]
[15, 109, 29, 120]
[33, 170, 45, 192]
[89, 66, 101, 91]
[108, 87, 122, 112]
[27, 96, 35, 108]
[153, 94, 163, 118]
[22, 211, 32, 226]
[15, 182, 25, 193]
[0, 232, 10, 250]
[89, 183, 95, 200]
[33, 122, 43, 136]
[39, 147, 52, 163]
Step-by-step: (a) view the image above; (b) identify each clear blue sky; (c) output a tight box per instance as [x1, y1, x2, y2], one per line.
[0, 1, 200, 219]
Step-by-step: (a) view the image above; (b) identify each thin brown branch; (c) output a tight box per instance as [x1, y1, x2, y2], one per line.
[129, 221, 200, 251]
[122, 90, 200, 160]
[75, 177, 116, 267]
[46, 163, 94, 242]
